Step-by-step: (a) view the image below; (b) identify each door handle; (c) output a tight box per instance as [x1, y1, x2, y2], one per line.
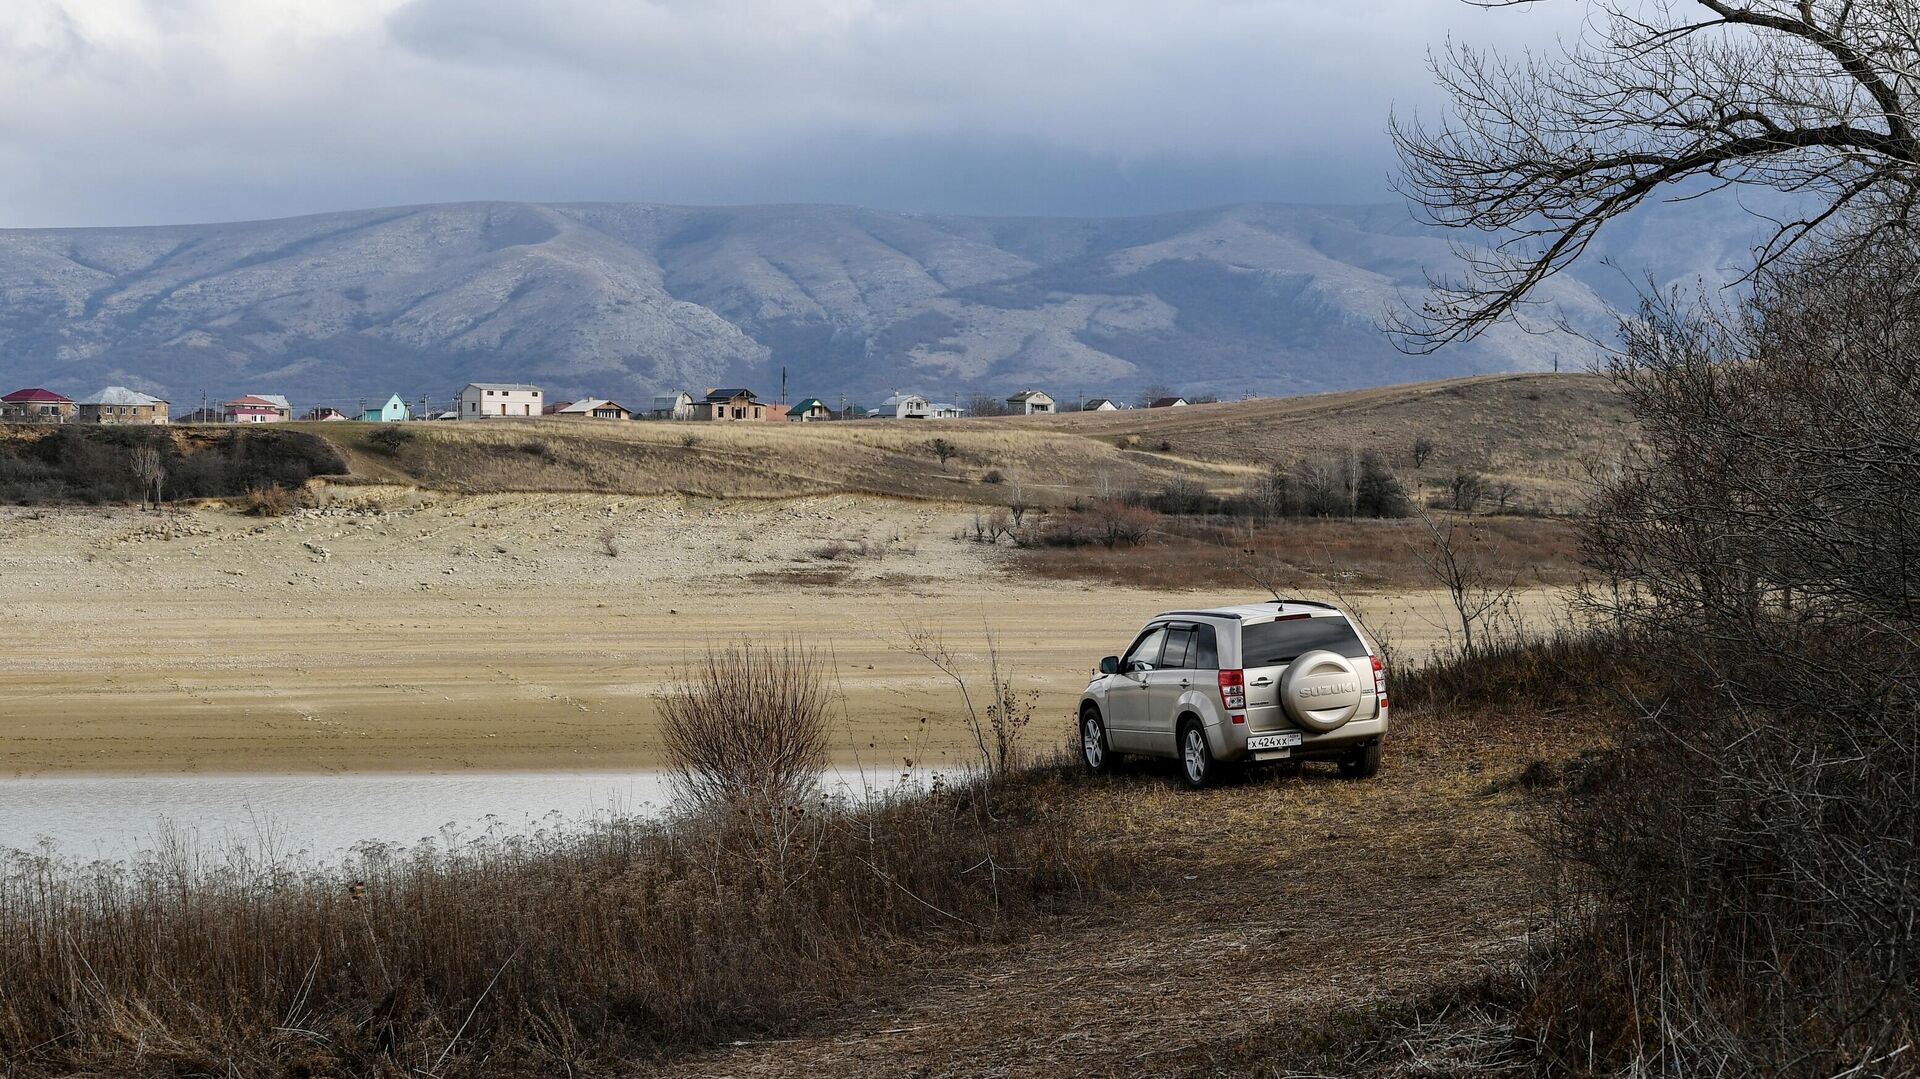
[1250, 677, 1273, 686]
[1178, 678, 1192, 688]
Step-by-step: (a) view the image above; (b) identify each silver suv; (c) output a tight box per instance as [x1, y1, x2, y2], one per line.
[1078, 600, 1388, 788]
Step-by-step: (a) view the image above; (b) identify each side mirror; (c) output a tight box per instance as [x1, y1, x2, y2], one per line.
[1099, 656, 1120, 675]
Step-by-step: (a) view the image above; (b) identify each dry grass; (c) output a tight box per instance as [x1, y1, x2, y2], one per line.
[0, 772, 1112, 1078]
[299, 374, 1634, 511]
[995, 373, 1635, 512]
[309, 417, 1249, 506]
[1008, 513, 1585, 592]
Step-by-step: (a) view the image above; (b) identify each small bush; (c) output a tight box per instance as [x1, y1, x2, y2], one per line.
[680, 433, 700, 449]
[657, 642, 831, 808]
[981, 468, 1005, 485]
[519, 439, 550, 457]
[1155, 439, 1173, 453]
[367, 426, 413, 454]
[242, 484, 293, 517]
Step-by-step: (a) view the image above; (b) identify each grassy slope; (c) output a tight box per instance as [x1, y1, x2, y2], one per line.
[307, 374, 1631, 510]
[1004, 372, 1634, 511]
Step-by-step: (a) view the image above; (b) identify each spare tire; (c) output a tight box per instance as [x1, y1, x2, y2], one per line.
[1279, 649, 1364, 732]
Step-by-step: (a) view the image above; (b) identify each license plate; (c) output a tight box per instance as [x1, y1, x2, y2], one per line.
[1247, 731, 1302, 751]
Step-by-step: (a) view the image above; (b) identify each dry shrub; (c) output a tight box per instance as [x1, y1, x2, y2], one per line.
[1518, 239, 1920, 1073]
[657, 641, 830, 808]
[242, 484, 294, 517]
[0, 770, 1109, 1078]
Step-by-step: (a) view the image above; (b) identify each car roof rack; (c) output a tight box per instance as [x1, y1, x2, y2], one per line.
[1268, 598, 1338, 610]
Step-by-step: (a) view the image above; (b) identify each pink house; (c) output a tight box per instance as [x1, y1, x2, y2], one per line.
[222, 395, 283, 423]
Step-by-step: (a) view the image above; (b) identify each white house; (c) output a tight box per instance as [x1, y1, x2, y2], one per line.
[873, 392, 930, 419]
[929, 402, 965, 419]
[459, 383, 542, 419]
[1148, 396, 1190, 409]
[1083, 398, 1121, 412]
[1007, 389, 1055, 414]
[650, 392, 694, 420]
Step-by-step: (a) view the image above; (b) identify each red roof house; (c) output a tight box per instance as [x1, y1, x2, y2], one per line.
[2, 388, 76, 422]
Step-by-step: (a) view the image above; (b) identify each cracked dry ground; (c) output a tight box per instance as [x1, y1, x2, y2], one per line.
[655, 715, 1580, 1078]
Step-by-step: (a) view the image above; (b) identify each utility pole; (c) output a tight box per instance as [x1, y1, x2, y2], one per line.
[781, 366, 788, 404]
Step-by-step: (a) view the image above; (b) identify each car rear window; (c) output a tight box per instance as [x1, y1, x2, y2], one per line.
[1240, 617, 1368, 668]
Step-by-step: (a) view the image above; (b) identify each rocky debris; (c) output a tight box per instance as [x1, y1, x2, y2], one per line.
[303, 540, 332, 562]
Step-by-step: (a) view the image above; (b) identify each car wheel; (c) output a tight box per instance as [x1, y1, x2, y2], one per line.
[1338, 740, 1382, 779]
[1179, 719, 1216, 789]
[1080, 707, 1115, 774]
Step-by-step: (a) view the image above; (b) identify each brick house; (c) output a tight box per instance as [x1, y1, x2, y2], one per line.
[77, 387, 169, 425]
[694, 388, 767, 421]
[1, 388, 75, 423]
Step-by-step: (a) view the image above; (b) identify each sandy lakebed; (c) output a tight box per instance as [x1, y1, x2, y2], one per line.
[0, 489, 1570, 778]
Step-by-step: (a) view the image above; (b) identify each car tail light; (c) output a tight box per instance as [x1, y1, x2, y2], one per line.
[1218, 668, 1246, 718]
[1371, 654, 1387, 695]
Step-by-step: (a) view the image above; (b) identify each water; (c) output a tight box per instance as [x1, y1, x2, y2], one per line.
[0, 768, 922, 864]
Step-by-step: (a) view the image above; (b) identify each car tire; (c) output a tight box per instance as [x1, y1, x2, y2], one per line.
[1080, 707, 1115, 774]
[1338, 740, 1382, 779]
[1178, 719, 1216, 789]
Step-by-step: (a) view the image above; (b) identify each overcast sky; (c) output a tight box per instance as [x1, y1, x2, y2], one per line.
[0, 0, 1587, 228]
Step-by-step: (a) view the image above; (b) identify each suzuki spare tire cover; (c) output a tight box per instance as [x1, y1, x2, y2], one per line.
[1279, 649, 1364, 732]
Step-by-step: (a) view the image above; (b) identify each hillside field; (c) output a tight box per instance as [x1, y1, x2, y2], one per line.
[306, 372, 1629, 511]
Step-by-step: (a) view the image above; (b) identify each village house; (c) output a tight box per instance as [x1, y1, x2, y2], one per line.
[650, 392, 694, 420]
[359, 395, 411, 422]
[787, 397, 833, 422]
[459, 383, 542, 419]
[1, 388, 75, 423]
[1007, 389, 1055, 414]
[553, 398, 633, 421]
[1149, 396, 1190, 409]
[930, 402, 965, 419]
[1083, 398, 1121, 412]
[222, 395, 284, 423]
[302, 407, 349, 421]
[77, 387, 169, 425]
[872, 392, 930, 420]
[694, 388, 767, 421]
[257, 394, 293, 421]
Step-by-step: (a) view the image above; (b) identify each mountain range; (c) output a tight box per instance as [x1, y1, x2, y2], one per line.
[0, 199, 1767, 410]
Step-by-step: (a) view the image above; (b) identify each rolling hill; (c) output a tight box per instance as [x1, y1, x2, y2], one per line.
[0, 199, 1761, 410]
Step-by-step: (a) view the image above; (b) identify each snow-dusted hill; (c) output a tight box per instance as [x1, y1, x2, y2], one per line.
[0, 199, 1762, 408]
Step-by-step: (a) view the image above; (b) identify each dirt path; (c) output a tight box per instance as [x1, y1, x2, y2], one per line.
[656, 733, 1555, 1077]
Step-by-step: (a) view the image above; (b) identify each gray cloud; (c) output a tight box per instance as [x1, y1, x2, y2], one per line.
[0, 0, 1586, 227]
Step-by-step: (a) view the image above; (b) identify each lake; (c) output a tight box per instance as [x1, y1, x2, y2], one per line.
[0, 768, 922, 864]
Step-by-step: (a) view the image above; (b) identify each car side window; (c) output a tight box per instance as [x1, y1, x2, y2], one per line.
[1161, 627, 1195, 669]
[1122, 626, 1167, 672]
[1192, 624, 1219, 669]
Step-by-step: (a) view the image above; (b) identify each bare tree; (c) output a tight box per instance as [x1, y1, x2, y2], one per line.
[1006, 483, 1032, 528]
[130, 445, 165, 511]
[1392, 0, 1920, 350]
[1136, 384, 1176, 408]
[1411, 434, 1436, 468]
[1413, 510, 1519, 658]
[928, 437, 958, 470]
